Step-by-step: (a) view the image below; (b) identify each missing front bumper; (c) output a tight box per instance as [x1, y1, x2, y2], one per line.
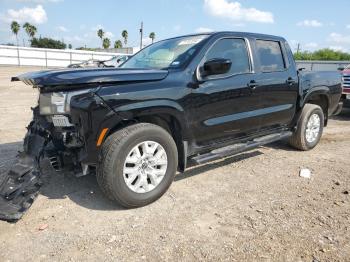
[0, 107, 89, 222]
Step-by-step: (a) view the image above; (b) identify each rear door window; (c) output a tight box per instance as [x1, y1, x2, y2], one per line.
[256, 40, 285, 72]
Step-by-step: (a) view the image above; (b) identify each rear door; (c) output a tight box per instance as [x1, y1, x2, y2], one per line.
[252, 39, 299, 131]
[189, 37, 261, 146]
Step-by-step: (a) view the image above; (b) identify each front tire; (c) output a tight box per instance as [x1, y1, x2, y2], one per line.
[97, 123, 178, 208]
[289, 104, 324, 151]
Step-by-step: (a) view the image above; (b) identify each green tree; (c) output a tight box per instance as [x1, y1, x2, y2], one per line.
[313, 48, 350, 60]
[122, 30, 128, 45]
[76, 47, 96, 51]
[23, 22, 31, 41]
[23, 22, 30, 36]
[114, 40, 123, 48]
[294, 51, 313, 61]
[30, 37, 66, 49]
[10, 21, 20, 46]
[294, 48, 350, 61]
[103, 38, 110, 49]
[23, 23, 37, 39]
[97, 28, 104, 47]
[149, 32, 155, 44]
[30, 25, 37, 38]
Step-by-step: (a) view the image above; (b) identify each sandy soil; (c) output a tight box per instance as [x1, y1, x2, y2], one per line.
[0, 66, 349, 262]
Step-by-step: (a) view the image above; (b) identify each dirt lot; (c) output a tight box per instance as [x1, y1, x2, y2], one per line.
[0, 66, 349, 261]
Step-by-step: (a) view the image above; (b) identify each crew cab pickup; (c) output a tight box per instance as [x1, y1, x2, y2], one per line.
[0, 32, 342, 221]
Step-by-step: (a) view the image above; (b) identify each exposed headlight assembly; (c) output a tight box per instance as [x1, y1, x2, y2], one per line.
[39, 90, 92, 115]
[39, 92, 69, 115]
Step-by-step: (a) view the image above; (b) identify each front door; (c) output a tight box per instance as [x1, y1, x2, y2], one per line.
[188, 37, 261, 146]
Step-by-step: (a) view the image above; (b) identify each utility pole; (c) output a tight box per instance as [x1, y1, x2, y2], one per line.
[140, 21, 143, 50]
[296, 43, 301, 54]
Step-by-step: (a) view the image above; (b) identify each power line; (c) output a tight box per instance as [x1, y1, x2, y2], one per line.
[140, 21, 143, 50]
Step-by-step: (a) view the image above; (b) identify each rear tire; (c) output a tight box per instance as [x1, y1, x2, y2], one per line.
[289, 104, 324, 151]
[97, 123, 178, 208]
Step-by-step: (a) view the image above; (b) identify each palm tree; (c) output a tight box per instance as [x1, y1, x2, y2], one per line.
[114, 40, 123, 49]
[23, 22, 31, 38]
[121, 30, 128, 46]
[149, 32, 155, 44]
[103, 38, 110, 49]
[97, 28, 104, 47]
[23, 23, 36, 39]
[28, 25, 37, 38]
[11, 21, 20, 46]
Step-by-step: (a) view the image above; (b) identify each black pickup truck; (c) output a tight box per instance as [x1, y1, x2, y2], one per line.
[0, 32, 342, 221]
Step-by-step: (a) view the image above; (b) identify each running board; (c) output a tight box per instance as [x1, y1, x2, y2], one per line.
[191, 131, 292, 165]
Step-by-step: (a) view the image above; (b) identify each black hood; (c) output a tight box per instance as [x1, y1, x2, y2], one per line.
[12, 68, 169, 87]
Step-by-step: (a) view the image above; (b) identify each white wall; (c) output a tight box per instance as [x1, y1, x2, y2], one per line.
[296, 60, 350, 71]
[0, 45, 126, 67]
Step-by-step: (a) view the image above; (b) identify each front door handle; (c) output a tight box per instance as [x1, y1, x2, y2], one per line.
[247, 80, 259, 89]
[286, 78, 296, 85]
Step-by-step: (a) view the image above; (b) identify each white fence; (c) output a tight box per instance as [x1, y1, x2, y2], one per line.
[0, 45, 125, 68]
[296, 60, 350, 71]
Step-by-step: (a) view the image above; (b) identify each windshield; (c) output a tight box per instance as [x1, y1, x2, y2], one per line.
[121, 35, 209, 69]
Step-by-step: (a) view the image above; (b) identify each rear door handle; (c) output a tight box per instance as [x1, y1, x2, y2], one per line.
[286, 78, 296, 85]
[247, 80, 259, 89]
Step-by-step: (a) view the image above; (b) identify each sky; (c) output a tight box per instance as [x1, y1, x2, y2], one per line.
[0, 0, 350, 53]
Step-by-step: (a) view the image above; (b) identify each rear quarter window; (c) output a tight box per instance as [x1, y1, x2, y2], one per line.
[256, 40, 285, 72]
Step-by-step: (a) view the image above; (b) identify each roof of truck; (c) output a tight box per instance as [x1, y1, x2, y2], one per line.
[167, 31, 286, 42]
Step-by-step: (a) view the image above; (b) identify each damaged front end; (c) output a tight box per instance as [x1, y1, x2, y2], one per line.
[0, 90, 102, 222]
[1, 68, 136, 221]
[0, 99, 97, 221]
[0, 89, 106, 221]
[0, 104, 88, 221]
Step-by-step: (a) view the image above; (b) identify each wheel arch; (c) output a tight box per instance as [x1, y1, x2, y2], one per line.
[105, 103, 190, 173]
[302, 87, 330, 126]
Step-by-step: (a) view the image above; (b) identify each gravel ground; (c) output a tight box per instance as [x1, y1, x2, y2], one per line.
[0, 66, 349, 262]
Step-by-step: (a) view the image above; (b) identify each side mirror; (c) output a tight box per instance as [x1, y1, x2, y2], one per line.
[201, 58, 232, 77]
